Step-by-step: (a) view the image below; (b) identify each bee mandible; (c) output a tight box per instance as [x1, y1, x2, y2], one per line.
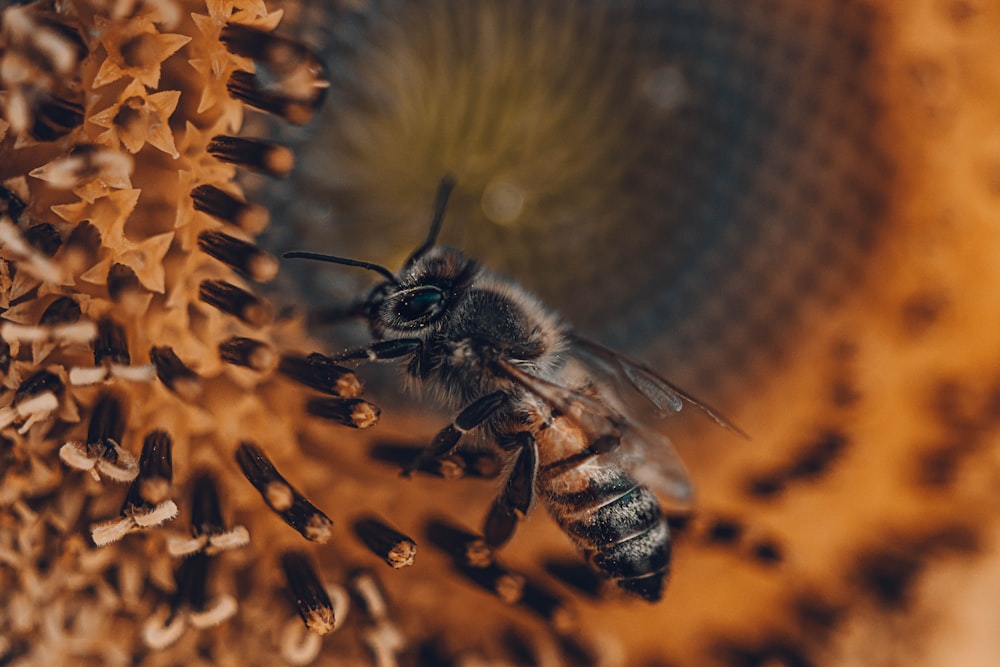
[285, 178, 743, 601]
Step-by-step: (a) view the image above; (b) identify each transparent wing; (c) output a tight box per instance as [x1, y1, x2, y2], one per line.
[564, 332, 748, 438]
[492, 357, 695, 509]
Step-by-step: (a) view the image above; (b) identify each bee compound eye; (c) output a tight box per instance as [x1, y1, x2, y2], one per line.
[395, 287, 444, 322]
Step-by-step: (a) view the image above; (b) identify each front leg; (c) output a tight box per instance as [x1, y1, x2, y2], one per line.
[332, 339, 423, 363]
[483, 432, 538, 548]
[401, 391, 508, 477]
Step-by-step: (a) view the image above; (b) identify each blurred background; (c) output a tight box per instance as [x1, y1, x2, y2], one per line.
[261, 0, 886, 402]
[246, 0, 1000, 665]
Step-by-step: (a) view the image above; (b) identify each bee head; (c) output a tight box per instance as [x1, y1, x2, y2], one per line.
[367, 246, 477, 333]
[284, 176, 466, 335]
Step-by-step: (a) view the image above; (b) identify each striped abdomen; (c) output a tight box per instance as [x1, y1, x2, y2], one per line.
[540, 460, 671, 602]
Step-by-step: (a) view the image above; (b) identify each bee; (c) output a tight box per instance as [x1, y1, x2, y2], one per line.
[285, 177, 742, 602]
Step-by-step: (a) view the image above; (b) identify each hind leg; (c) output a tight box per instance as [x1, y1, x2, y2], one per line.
[483, 432, 538, 548]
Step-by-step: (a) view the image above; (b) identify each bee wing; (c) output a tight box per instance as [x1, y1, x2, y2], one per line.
[604, 422, 695, 512]
[565, 332, 748, 438]
[492, 357, 695, 509]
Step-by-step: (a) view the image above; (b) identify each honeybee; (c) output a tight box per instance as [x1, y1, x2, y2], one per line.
[285, 178, 742, 602]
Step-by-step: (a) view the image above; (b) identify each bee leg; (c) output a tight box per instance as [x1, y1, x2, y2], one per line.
[401, 391, 508, 477]
[331, 339, 423, 363]
[483, 432, 538, 548]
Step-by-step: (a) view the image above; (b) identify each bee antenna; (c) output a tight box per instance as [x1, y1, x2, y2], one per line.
[282, 251, 398, 284]
[405, 175, 457, 265]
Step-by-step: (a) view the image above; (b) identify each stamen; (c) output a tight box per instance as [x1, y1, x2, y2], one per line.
[278, 353, 362, 397]
[137, 430, 173, 505]
[220, 24, 329, 125]
[305, 397, 380, 429]
[349, 569, 391, 622]
[149, 346, 202, 401]
[279, 617, 324, 666]
[198, 279, 274, 327]
[94, 317, 130, 365]
[520, 580, 576, 632]
[39, 296, 81, 325]
[207, 135, 294, 178]
[69, 318, 155, 385]
[0, 370, 62, 430]
[460, 564, 526, 605]
[363, 622, 406, 667]
[218, 336, 275, 371]
[368, 441, 497, 479]
[190, 184, 269, 233]
[281, 551, 336, 635]
[543, 559, 606, 599]
[349, 569, 405, 667]
[197, 230, 278, 282]
[352, 516, 417, 569]
[235, 442, 332, 543]
[142, 607, 186, 650]
[89, 471, 178, 547]
[168, 472, 249, 557]
[0, 340, 9, 375]
[0, 186, 27, 222]
[0, 297, 96, 345]
[15, 370, 64, 402]
[425, 518, 494, 568]
[24, 223, 62, 256]
[107, 263, 142, 303]
[30, 94, 85, 142]
[0, 218, 62, 284]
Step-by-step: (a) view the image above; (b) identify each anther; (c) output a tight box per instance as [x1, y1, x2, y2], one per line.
[168, 472, 249, 557]
[220, 24, 329, 125]
[149, 346, 202, 401]
[353, 516, 417, 569]
[24, 223, 62, 256]
[198, 279, 274, 327]
[14, 369, 64, 402]
[69, 318, 155, 385]
[30, 94, 85, 142]
[281, 551, 336, 635]
[94, 317, 129, 365]
[197, 230, 278, 282]
[90, 450, 178, 547]
[190, 184, 269, 233]
[218, 336, 275, 371]
[278, 352, 362, 397]
[543, 559, 606, 599]
[368, 442, 468, 479]
[0, 297, 96, 345]
[306, 397, 380, 429]
[60, 221, 102, 276]
[107, 263, 143, 303]
[425, 518, 495, 568]
[143, 553, 237, 648]
[459, 563, 526, 605]
[0, 186, 27, 223]
[0, 369, 62, 430]
[207, 135, 295, 178]
[59, 392, 137, 483]
[235, 442, 332, 543]
[520, 581, 576, 632]
[0, 218, 61, 284]
[137, 430, 173, 505]
[40, 296, 81, 325]
[349, 569, 392, 623]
